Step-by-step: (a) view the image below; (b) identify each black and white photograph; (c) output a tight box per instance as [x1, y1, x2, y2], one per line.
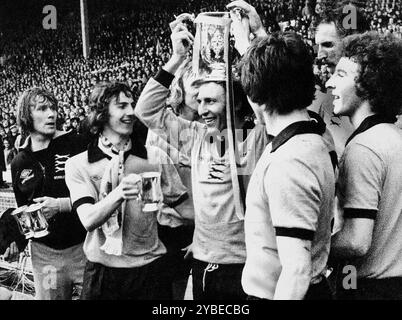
[0, 0, 402, 308]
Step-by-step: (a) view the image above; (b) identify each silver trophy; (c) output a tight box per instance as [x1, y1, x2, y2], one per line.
[12, 203, 49, 239]
[192, 12, 231, 81]
[140, 172, 163, 212]
[26, 203, 49, 238]
[12, 205, 33, 239]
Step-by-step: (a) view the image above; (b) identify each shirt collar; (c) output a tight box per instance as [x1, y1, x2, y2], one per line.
[345, 114, 397, 146]
[271, 113, 326, 153]
[87, 135, 148, 163]
[18, 131, 70, 152]
[19, 135, 32, 151]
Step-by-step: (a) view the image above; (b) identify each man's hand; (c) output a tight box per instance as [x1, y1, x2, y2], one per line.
[33, 196, 60, 220]
[227, 0, 267, 38]
[171, 23, 194, 60]
[117, 173, 142, 200]
[182, 243, 193, 260]
[229, 11, 251, 56]
[169, 13, 195, 32]
[164, 22, 194, 74]
[3, 241, 19, 263]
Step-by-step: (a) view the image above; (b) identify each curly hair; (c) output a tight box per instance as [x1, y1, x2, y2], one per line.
[16, 87, 58, 134]
[87, 81, 134, 135]
[338, 32, 402, 118]
[166, 59, 197, 115]
[240, 32, 315, 115]
[318, 0, 370, 37]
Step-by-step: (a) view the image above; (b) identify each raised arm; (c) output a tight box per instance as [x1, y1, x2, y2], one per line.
[135, 23, 199, 151]
[227, 0, 268, 56]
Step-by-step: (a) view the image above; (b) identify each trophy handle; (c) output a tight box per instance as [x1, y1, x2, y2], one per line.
[225, 19, 246, 220]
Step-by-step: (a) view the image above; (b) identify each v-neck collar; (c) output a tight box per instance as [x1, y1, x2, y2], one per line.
[270, 115, 325, 153]
[87, 136, 148, 163]
[345, 114, 396, 146]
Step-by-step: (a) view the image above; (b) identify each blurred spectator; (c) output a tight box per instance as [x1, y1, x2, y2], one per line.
[0, 0, 400, 146]
[8, 125, 19, 147]
[3, 137, 17, 169]
[0, 137, 8, 188]
[70, 117, 80, 134]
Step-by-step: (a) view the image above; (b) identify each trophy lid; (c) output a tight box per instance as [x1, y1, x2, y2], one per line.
[141, 172, 161, 179]
[194, 12, 231, 25]
[11, 205, 28, 216]
[26, 203, 44, 213]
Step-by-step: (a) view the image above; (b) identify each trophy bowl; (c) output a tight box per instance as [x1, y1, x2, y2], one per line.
[192, 12, 231, 82]
[25, 203, 49, 238]
[11, 205, 34, 239]
[140, 172, 163, 212]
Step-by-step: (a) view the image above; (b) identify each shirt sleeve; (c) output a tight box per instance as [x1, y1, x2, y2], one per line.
[65, 156, 97, 212]
[265, 156, 322, 241]
[337, 143, 383, 219]
[11, 159, 29, 207]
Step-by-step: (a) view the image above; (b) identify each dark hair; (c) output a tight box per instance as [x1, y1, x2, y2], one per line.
[338, 32, 402, 118]
[88, 81, 133, 134]
[240, 32, 315, 114]
[233, 80, 254, 122]
[318, 1, 370, 37]
[16, 87, 58, 133]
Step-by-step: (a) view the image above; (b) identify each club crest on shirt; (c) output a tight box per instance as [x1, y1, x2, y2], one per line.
[20, 169, 34, 185]
[54, 154, 70, 174]
[207, 160, 226, 181]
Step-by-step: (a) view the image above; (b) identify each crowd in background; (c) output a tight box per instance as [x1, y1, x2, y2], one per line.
[0, 0, 402, 171]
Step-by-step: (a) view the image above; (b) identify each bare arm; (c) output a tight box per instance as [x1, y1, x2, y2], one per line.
[134, 23, 198, 150]
[332, 144, 380, 259]
[274, 237, 312, 300]
[65, 157, 142, 232]
[331, 217, 374, 259]
[76, 174, 141, 232]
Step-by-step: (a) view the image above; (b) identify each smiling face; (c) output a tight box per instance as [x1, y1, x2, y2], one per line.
[196, 82, 226, 132]
[30, 96, 57, 137]
[103, 92, 135, 139]
[326, 57, 362, 117]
